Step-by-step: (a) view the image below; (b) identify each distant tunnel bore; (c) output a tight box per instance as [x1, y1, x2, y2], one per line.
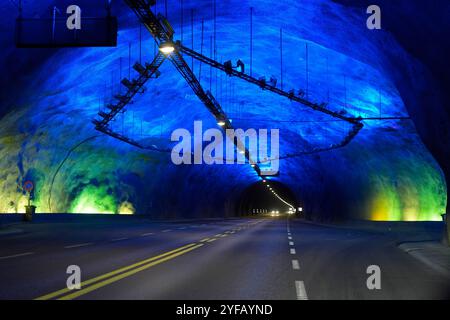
[236, 181, 299, 216]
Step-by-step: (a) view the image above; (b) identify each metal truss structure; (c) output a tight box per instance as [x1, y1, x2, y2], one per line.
[93, 0, 364, 177]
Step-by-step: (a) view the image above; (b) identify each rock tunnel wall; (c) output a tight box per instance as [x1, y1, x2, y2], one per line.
[0, 0, 447, 221]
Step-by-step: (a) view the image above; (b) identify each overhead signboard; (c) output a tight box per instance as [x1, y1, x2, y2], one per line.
[15, 3, 117, 48]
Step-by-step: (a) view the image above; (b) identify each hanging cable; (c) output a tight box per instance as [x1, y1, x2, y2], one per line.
[191, 9, 194, 70]
[180, 0, 184, 43]
[128, 42, 131, 79]
[199, 19, 204, 82]
[280, 28, 283, 90]
[210, 35, 213, 92]
[305, 42, 309, 99]
[139, 23, 142, 64]
[250, 7, 253, 77]
[213, 0, 217, 60]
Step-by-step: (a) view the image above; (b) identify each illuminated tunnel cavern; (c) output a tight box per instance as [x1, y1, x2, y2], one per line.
[0, 0, 448, 224]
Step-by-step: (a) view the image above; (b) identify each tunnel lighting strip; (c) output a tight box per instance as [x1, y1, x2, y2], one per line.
[263, 181, 295, 209]
[274, 193, 295, 209]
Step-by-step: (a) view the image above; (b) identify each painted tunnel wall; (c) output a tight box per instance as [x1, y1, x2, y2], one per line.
[0, 0, 447, 221]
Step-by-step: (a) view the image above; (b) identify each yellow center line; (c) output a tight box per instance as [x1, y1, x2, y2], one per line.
[35, 243, 197, 300]
[36, 226, 240, 300]
[58, 244, 204, 300]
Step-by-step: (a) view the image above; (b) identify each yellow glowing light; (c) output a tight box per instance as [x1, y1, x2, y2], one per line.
[159, 43, 175, 54]
[72, 205, 114, 214]
[118, 201, 135, 215]
[17, 196, 29, 214]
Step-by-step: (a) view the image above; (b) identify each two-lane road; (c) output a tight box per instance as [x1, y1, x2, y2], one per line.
[0, 217, 448, 299]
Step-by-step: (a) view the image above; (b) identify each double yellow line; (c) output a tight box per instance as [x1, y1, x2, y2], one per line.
[36, 242, 203, 300]
[35, 222, 255, 300]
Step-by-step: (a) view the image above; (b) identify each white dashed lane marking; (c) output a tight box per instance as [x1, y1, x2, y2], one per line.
[111, 237, 128, 242]
[64, 243, 93, 249]
[288, 220, 308, 300]
[295, 281, 308, 300]
[0, 252, 34, 260]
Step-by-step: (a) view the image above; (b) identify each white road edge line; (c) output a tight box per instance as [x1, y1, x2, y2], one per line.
[0, 252, 34, 260]
[292, 259, 300, 270]
[290, 248, 296, 255]
[141, 232, 154, 236]
[64, 243, 93, 249]
[295, 281, 308, 300]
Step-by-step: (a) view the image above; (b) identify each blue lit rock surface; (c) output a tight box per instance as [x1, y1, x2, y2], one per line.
[0, 0, 447, 220]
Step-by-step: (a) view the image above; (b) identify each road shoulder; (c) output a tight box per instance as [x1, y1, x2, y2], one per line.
[398, 241, 450, 280]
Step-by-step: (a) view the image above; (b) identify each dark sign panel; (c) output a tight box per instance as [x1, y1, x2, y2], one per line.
[15, 17, 117, 48]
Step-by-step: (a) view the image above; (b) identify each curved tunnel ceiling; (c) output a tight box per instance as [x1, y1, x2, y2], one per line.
[0, 0, 447, 221]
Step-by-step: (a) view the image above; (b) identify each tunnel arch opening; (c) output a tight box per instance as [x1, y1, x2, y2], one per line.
[235, 181, 302, 217]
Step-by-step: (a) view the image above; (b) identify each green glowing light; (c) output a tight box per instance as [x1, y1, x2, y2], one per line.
[70, 185, 117, 214]
[367, 156, 446, 221]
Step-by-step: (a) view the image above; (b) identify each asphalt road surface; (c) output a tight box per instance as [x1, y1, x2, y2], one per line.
[0, 217, 449, 300]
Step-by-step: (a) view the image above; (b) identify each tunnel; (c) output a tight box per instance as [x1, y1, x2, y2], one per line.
[0, 0, 449, 303]
[0, 0, 448, 227]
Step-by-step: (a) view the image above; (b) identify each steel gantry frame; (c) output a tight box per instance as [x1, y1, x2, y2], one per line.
[177, 43, 364, 157]
[94, 51, 165, 129]
[94, 0, 364, 177]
